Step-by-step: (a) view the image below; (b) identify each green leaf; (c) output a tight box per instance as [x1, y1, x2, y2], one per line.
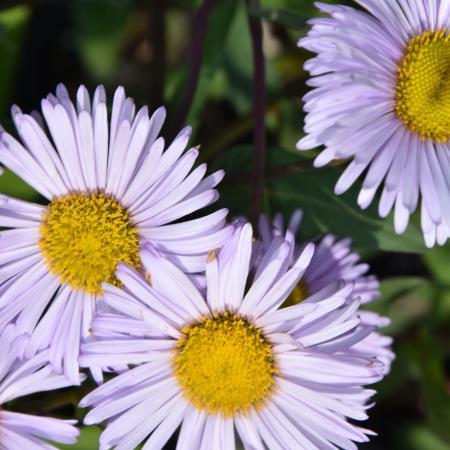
[424, 243, 450, 285]
[378, 277, 431, 304]
[247, 5, 308, 30]
[215, 145, 425, 253]
[167, 0, 240, 129]
[412, 333, 450, 443]
[222, 3, 280, 114]
[0, 6, 30, 117]
[0, 168, 38, 201]
[72, 0, 132, 80]
[422, 243, 450, 323]
[191, 0, 240, 118]
[267, 169, 427, 253]
[60, 427, 101, 450]
[402, 426, 450, 450]
[367, 277, 432, 335]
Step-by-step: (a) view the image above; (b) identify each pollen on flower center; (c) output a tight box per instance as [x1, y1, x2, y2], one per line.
[173, 312, 277, 416]
[283, 280, 309, 307]
[39, 193, 140, 295]
[395, 28, 450, 142]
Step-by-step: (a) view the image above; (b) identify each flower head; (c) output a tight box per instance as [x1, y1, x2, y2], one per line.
[298, 0, 450, 247]
[80, 223, 388, 449]
[0, 325, 79, 449]
[258, 210, 394, 374]
[0, 84, 231, 382]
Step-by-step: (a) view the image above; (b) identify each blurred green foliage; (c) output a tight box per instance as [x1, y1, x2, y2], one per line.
[0, 5, 29, 116]
[0, 0, 448, 449]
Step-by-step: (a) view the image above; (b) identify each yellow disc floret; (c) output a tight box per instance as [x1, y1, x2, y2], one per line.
[395, 28, 450, 142]
[173, 312, 277, 416]
[282, 280, 309, 308]
[39, 193, 140, 295]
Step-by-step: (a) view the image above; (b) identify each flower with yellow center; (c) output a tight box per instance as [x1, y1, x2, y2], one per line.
[298, 0, 450, 248]
[39, 193, 140, 295]
[283, 280, 309, 307]
[396, 29, 450, 142]
[0, 325, 80, 449]
[0, 83, 231, 383]
[173, 312, 276, 416]
[258, 211, 394, 377]
[80, 223, 387, 449]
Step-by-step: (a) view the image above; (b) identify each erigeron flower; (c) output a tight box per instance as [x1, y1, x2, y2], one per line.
[0, 84, 231, 383]
[0, 325, 79, 450]
[79, 223, 386, 450]
[259, 210, 394, 374]
[298, 0, 450, 247]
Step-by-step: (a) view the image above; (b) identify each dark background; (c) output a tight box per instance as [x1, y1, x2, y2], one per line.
[0, 0, 449, 449]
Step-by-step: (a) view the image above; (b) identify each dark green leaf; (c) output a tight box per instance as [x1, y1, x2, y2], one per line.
[401, 426, 450, 450]
[267, 169, 427, 253]
[367, 277, 432, 335]
[0, 168, 39, 201]
[72, 0, 132, 80]
[412, 333, 450, 443]
[424, 243, 450, 285]
[60, 427, 101, 450]
[248, 5, 308, 30]
[0, 6, 30, 117]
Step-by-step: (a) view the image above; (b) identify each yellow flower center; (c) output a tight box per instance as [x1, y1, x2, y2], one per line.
[395, 29, 450, 142]
[282, 280, 309, 307]
[39, 193, 140, 295]
[173, 312, 277, 416]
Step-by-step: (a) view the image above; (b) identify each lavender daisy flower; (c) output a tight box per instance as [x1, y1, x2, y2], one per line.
[259, 210, 394, 374]
[297, 0, 450, 247]
[0, 324, 79, 449]
[0, 84, 231, 383]
[79, 223, 386, 449]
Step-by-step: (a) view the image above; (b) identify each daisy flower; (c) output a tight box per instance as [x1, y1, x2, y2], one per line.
[297, 0, 450, 247]
[79, 223, 386, 450]
[259, 210, 394, 374]
[0, 324, 79, 450]
[0, 84, 231, 383]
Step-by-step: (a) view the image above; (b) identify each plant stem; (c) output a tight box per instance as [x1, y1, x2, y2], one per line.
[171, 0, 215, 133]
[245, 0, 266, 226]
